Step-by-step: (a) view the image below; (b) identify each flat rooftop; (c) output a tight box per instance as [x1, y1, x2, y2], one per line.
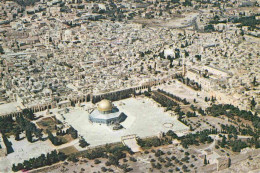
[0, 102, 21, 116]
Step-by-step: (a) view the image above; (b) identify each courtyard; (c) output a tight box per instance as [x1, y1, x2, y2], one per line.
[60, 97, 189, 147]
[0, 136, 54, 172]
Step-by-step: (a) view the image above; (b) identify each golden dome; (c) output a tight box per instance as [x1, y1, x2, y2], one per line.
[97, 99, 113, 112]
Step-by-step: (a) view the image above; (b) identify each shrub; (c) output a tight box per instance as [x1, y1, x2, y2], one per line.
[101, 167, 107, 172]
[171, 156, 176, 160]
[144, 150, 149, 154]
[94, 159, 101, 164]
[129, 157, 137, 162]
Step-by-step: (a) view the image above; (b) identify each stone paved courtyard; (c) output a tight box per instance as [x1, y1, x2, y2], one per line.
[61, 97, 189, 146]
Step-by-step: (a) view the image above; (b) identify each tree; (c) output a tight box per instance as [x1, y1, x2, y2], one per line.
[15, 132, 20, 141]
[101, 167, 107, 172]
[12, 0, 40, 6]
[187, 78, 190, 85]
[204, 155, 207, 165]
[94, 159, 101, 164]
[0, 44, 4, 54]
[166, 130, 178, 139]
[14, 126, 21, 141]
[107, 155, 119, 166]
[35, 129, 43, 140]
[190, 105, 196, 111]
[129, 157, 137, 162]
[198, 108, 206, 116]
[211, 96, 215, 103]
[58, 152, 67, 161]
[156, 163, 162, 169]
[120, 163, 132, 172]
[26, 130, 32, 142]
[47, 130, 62, 146]
[144, 91, 151, 97]
[12, 164, 18, 172]
[172, 0, 180, 3]
[16, 163, 24, 171]
[23, 109, 35, 120]
[204, 24, 215, 32]
[67, 127, 78, 139]
[183, 0, 192, 6]
[252, 77, 257, 86]
[13, 150, 66, 171]
[175, 105, 181, 113]
[195, 55, 201, 61]
[79, 138, 89, 148]
[228, 158, 231, 167]
[251, 97, 257, 109]
[221, 135, 227, 148]
[68, 155, 78, 162]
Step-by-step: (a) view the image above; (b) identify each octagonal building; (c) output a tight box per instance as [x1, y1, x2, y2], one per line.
[89, 99, 127, 125]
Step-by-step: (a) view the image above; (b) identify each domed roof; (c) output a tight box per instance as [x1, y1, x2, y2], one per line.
[97, 99, 113, 112]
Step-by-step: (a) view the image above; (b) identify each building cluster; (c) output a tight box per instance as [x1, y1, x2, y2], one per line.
[0, 0, 259, 114]
[184, 30, 259, 110]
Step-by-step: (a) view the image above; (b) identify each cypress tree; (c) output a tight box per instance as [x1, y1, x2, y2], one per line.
[204, 155, 207, 165]
[253, 76, 257, 86]
[26, 130, 32, 142]
[228, 158, 231, 167]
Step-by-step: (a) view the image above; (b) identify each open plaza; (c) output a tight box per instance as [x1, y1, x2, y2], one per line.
[0, 135, 53, 172]
[157, 80, 212, 110]
[60, 97, 189, 147]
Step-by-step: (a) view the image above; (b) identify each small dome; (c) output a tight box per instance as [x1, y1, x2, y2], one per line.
[97, 99, 113, 112]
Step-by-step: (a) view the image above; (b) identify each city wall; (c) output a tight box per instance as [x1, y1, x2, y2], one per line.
[197, 148, 260, 172]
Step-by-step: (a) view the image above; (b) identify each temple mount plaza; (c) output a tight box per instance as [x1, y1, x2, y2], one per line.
[57, 97, 189, 146]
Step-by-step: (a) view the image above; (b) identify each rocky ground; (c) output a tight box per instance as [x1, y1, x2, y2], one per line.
[215, 154, 260, 173]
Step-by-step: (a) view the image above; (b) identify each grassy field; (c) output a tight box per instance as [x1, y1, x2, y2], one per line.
[58, 146, 78, 155]
[36, 117, 57, 133]
[57, 134, 74, 144]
